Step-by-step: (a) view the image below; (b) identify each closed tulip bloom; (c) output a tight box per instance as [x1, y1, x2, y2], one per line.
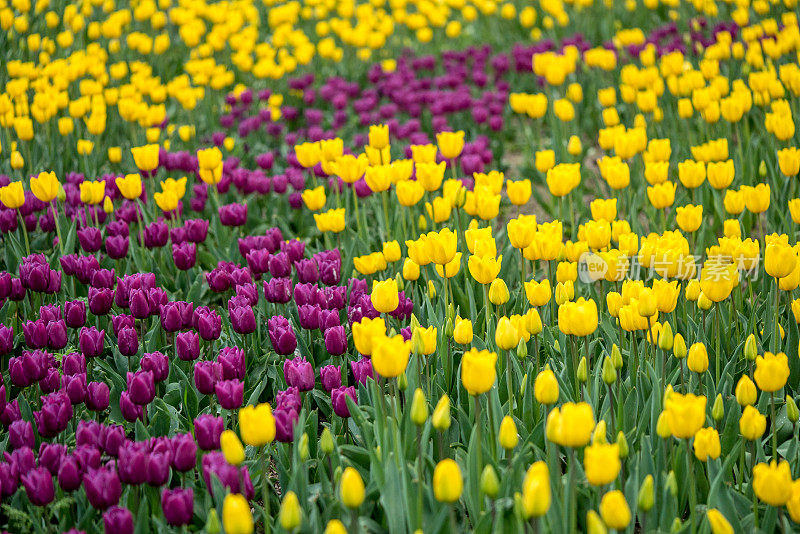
[412, 326, 437, 356]
[239, 403, 275, 447]
[507, 179, 532, 205]
[499, 416, 519, 450]
[744, 183, 770, 213]
[558, 298, 598, 336]
[765, 242, 797, 279]
[371, 334, 410, 378]
[116, 174, 143, 200]
[525, 279, 551, 307]
[220, 430, 245, 466]
[546, 163, 581, 197]
[699, 260, 736, 302]
[495, 316, 519, 350]
[664, 392, 706, 439]
[352, 317, 386, 356]
[707, 160, 735, 189]
[461, 348, 497, 395]
[693, 427, 721, 461]
[584, 442, 620, 486]
[30, 171, 60, 203]
[754, 352, 790, 392]
[433, 459, 463, 503]
[468, 254, 502, 285]
[535, 150, 555, 173]
[453, 316, 473, 345]
[396, 180, 425, 207]
[735, 375, 757, 406]
[753, 460, 793, 506]
[534, 368, 559, 404]
[676, 204, 703, 232]
[223, 493, 254, 534]
[706, 509, 734, 534]
[436, 131, 465, 160]
[778, 148, 800, 176]
[646, 181, 676, 209]
[371, 279, 399, 313]
[687, 343, 709, 374]
[161, 488, 193, 527]
[432, 395, 451, 431]
[678, 160, 706, 189]
[521, 461, 550, 518]
[789, 481, 800, 523]
[599, 490, 631, 530]
[340, 467, 365, 509]
[739, 405, 767, 441]
[301, 186, 326, 211]
[489, 279, 510, 306]
[368, 124, 389, 149]
[131, 144, 159, 173]
[548, 402, 595, 447]
[0, 181, 25, 209]
[416, 161, 446, 192]
[279, 491, 302, 531]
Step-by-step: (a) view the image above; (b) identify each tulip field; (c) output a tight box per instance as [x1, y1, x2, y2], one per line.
[2, 0, 800, 533]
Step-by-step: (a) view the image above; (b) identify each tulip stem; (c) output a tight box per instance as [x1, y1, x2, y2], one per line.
[686, 440, 697, 534]
[568, 448, 577, 534]
[506, 350, 514, 419]
[774, 278, 780, 353]
[260, 445, 271, 534]
[474, 395, 482, 476]
[771, 391, 778, 460]
[16, 210, 30, 255]
[583, 336, 591, 397]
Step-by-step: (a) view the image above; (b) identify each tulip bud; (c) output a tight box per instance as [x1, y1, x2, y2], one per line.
[697, 292, 712, 310]
[320, 427, 335, 455]
[637, 475, 654, 512]
[663, 384, 674, 406]
[499, 416, 519, 450]
[418, 215, 427, 231]
[206, 509, 221, 534]
[445, 317, 454, 339]
[334, 465, 342, 482]
[759, 160, 767, 177]
[553, 340, 561, 352]
[666, 471, 678, 497]
[427, 280, 436, 299]
[658, 322, 674, 350]
[744, 334, 757, 361]
[455, 186, 467, 207]
[410, 388, 428, 426]
[480, 465, 500, 498]
[602, 356, 616, 385]
[220, 430, 245, 466]
[398, 372, 408, 391]
[394, 272, 404, 292]
[298, 433, 309, 461]
[489, 278, 510, 305]
[787, 395, 799, 424]
[339, 467, 365, 509]
[411, 329, 424, 355]
[712, 394, 724, 422]
[447, 303, 455, 323]
[735, 375, 757, 406]
[516, 338, 527, 359]
[410, 313, 420, 330]
[673, 333, 687, 359]
[656, 411, 671, 439]
[57, 184, 66, 202]
[616, 431, 629, 458]
[577, 356, 588, 383]
[587, 510, 607, 534]
[374, 446, 381, 462]
[610, 344, 623, 369]
[513, 492, 525, 520]
[592, 420, 607, 444]
[432, 395, 451, 431]
[520, 373, 527, 397]
[279, 491, 302, 531]
[671, 518, 683, 533]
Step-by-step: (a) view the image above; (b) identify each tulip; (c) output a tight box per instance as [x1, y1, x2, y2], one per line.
[599, 490, 631, 530]
[433, 459, 463, 503]
[584, 443, 621, 486]
[284, 357, 315, 391]
[161, 488, 193, 527]
[461, 348, 497, 395]
[499, 416, 519, 450]
[693, 427, 721, 462]
[339, 467, 365, 509]
[534, 368, 559, 405]
[22, 467, 55, 506]
[216, 379, 244, 410]
[103, 506, 134, 534]
[754, 352, 789, 392]
[753, 460, 793, 506]
[664, 393, 706, 439]
[83, 466, 122, 510]
[547, 402, 595, 447]
[195, 414, 224, 450]
[521, 462, 550, 518]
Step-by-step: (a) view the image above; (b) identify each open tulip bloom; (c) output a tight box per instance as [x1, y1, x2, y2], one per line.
[2, 3, 800, 533]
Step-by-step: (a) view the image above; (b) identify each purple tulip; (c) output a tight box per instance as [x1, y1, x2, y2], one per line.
[280, 239, 305, 263]
[0, 461, 18, 497]
[194, 360, 222, 395]
[38, 442, 66, 475]
[83, 466, 122, 510]
[284, 357, 314, 391]
[184, 219, 209, 243]
[111, 314, 135, 336]
[79, 327, 105, 358]
[0, 324, 13, 354]
[88, 287, 114, 315]
[170, 433, 197, 472]
[293, 283, 318, 306]
[351, 357, 375, 386]
[172, 242, 197, 270]
[146, 452, 171, 486]
[218, 203, 247, 226]
[129, 288, 150, 319]
[228, 303, 256, 335]
[39, 304, 61, 324]
[64, 300, 87, 328]
[274, 407, 299, 443]
[57, 454, 82, 491]
[84, 381, 109, 412]
[22, 319, 47, 349]
[102, 425, 126, 457]
[269, 252, 291, 278]
[46, 320, 68, 350]
[332, 386, 357, 418]
[276, 387, 302, 413]
[320, 365, 342, 393]
[90, 268, 115, 289]
[159, 302, 182, 332]
[103, 506, 134, 534]
[194, 414, 224, 450]
[34, 391, 73, 438]
[9, 419, 34, 449]
[297, 304, 320, 330]
[294, 258, 319, 283]
[118, 441, 148, 485]
[144, 221, 169, 248]
[105, 235, 129, 260]
[62, 373, 87, 404]
[176, 331, 200, 361]
[206, 269, 232, 293]
[195, 307, 222, 341]
[40, 366, 60, 394]
[77, 227, 102, 252]
[22, 467, 55, 505]
[218, 346, 245, 381]
[263, 277, 292, 304]
[119, 392, 144, 422]
[76, 420, 103, 448]
[201, 452, 254, 499]
[267, 316, 297, 355]
[162, 488, 193, 526]
[9, 354, 38, 388]
[126, 370, 155, 405]
[141, 351, 169, 382]
[215, 379, 243, 410]
[117, 326, 138, 357]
